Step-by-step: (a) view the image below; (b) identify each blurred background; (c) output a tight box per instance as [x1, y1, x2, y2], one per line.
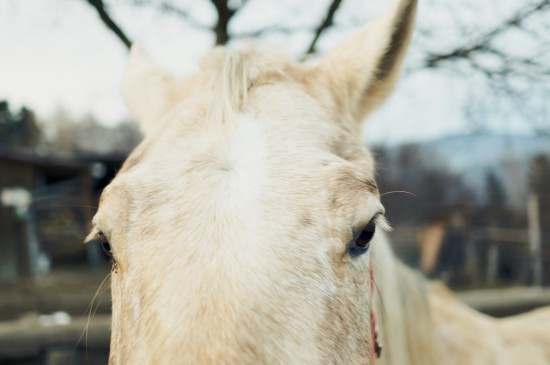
[1, 0, 549, 364]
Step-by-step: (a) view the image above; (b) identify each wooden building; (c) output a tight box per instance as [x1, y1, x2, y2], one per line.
[0, 148, 124, 282]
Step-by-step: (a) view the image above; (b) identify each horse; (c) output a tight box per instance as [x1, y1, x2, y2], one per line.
[86, 0, 550, 363]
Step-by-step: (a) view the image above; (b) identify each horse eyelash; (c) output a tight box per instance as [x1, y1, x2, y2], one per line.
[374, 215, 392, 233]
[84, 226, 101, 244]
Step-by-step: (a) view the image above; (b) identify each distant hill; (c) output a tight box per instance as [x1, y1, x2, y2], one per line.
[375, 133, 550, 208]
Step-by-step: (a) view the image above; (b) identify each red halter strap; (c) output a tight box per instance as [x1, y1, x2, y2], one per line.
[370, 258, 382, 362]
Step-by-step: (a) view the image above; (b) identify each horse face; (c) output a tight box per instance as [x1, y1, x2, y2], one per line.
[89, 1, 417, 364]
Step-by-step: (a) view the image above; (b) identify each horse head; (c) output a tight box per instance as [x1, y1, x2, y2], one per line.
[88, 1, 417, 363]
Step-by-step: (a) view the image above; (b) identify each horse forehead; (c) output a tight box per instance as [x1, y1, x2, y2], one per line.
[113, 91, 377, 222]
[135, 108, 370, 185]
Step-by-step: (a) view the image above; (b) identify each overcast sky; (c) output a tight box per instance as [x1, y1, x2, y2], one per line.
[0, 0, 537, 145]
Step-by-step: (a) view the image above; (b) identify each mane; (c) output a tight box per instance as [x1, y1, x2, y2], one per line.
[372, 232, 442, 365]
[198, 47, 290, 125]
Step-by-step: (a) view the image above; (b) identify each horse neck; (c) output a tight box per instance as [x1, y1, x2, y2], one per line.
[372, 232, 442, 365]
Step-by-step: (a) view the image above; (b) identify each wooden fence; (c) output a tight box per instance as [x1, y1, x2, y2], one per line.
[391, 226, 549, 288]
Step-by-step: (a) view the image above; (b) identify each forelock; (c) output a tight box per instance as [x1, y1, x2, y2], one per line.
[197, 47, 291, 125]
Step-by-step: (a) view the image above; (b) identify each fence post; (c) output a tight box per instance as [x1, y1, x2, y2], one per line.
[465, 236, 478, 282]
[527, 193, 542, 287]
[486, 227, 498, 285]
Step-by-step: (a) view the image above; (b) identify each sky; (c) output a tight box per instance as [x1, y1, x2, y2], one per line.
[0, 0, 539, 145]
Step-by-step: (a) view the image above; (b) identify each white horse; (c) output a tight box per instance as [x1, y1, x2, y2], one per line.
[87, 0, 550, 363]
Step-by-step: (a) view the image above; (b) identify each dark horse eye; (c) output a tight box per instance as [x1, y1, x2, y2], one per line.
[101, 241, 113, 257]
[349, 218, 377, 256]
[98, 233, 113, 257]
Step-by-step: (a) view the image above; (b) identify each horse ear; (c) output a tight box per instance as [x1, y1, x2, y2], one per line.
[316, 0, 418, 123]
[122, 45, 179, 135]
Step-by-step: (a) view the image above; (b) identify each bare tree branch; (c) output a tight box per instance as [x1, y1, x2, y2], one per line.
[304, 0, 344, 55]
[209, 0, 237, 45]
[424, 0, 550, 69]
[82, 0, 550, 83]
[155, 1, 211, 30]
[233, 25, 310, 39]
[75, 0, 550, 134]
[85, 0, 132, 50]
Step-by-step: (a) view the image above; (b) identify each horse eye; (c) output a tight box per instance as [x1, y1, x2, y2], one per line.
[349, 218, 377, 256]
[98, 233, 113, 257]
[357, 219, 376, 247]
[101, 241, 113, 257]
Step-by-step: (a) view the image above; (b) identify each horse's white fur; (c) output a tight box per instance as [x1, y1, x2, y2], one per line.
[220, 114, 269, 206]
[90, 0, 550, 363]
